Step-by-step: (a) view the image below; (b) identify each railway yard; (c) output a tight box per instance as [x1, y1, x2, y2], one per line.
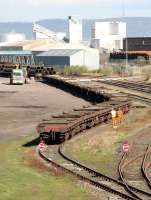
[0, 77, 90, 140]
[1, 75, 151, 200]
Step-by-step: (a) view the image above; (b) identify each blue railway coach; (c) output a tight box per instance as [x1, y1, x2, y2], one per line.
[0, 50, 35, 65]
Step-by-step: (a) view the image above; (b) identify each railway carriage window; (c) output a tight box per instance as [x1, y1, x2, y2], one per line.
[31, 56, 35, 65]
[8, 56, 13, 63]
[4, 56, 8, 62]
[26, 56, 30, 65]
[18, 56, 21, 64]
[1, 56, 4, 62]
[22, 56, 26, 65]
[20, 56, 22, 65]
[24, 56, 27, 65]
[13, 56, 16, 63]
[16, 56, 19, 63]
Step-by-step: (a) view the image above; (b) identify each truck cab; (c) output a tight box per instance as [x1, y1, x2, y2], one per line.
[10, 69, 25, 85]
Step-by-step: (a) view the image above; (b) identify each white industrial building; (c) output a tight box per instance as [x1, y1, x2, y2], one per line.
[36, 47, 99, 70]
[68, 16, 83, 43]
[91, 21, 126, 51]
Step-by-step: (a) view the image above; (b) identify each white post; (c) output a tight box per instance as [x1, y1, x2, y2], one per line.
[125, 38, 128, 69]
[126, 37, 128, 69]
[122, 0, 125, 17]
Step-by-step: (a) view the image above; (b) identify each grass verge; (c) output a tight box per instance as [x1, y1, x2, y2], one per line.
[0, 134, 94, 200]
[66, 106, 151, 177]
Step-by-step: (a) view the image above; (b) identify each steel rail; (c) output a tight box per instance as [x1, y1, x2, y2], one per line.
[119, 149, 151, 200]
[125, 93, 151, 105]
[118, 153, 143, 200]
[59, 142, 151, 199]
[99, 80, 151, 94]
[99, 80, 151, 105]
[142, 144, 151, 189]
[39, 148, 137, 200]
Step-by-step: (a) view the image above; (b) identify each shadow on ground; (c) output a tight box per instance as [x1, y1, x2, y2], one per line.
[22, 137, 61, 147]
[22, 137, 40, 147]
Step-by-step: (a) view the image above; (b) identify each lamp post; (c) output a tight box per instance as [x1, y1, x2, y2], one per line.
[122, 0, 125, 18]
[126, 37, 128, 69]
[122, 0, 128, 75]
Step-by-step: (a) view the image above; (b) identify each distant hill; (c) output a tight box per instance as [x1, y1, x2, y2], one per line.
[0, 17, 151, 40]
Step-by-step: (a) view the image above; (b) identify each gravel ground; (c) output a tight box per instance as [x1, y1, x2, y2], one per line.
[0, 77, 90, 140]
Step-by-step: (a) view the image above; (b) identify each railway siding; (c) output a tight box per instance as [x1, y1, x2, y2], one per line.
[39, 146, 137, 200]
[38, 75, 130, 143]
[37, 76, 151, 199]
[100, 80, 151, 96]
[119, 142, 151, 200]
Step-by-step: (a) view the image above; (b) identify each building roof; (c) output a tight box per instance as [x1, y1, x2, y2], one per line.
[0, 50, 33, 55]
[37, 49, 82, 57]
[0, 39, 99, 55]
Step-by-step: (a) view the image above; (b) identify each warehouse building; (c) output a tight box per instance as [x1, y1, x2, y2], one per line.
[0, 39, 100, 69]
[36, 48, 99, 69]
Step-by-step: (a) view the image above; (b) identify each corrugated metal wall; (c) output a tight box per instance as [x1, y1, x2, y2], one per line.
[36, 50, 99, 69]
[35, 56, 70, 66]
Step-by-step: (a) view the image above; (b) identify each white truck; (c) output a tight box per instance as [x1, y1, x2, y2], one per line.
[10, 69, 27, 85]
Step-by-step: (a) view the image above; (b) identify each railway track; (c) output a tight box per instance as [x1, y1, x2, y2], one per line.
[43, 76, 151, 106]
[36, 77, 151, 200]
[38, 139, 151, 200]
[125, 93, 151, 105]
[97, 79, 151, 105]
[39, 143, 138, 200]
[99, 80, 151, 94]
[118, 143, 151, 200]
[142, 144, 151, 189]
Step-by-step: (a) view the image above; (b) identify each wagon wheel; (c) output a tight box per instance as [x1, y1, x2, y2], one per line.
[94, 116, 99, 125]
[86, 121, 94, 129]
[80, 123, 86, 131]
[75, 126, 80, 133]
[71, 129, 76, 137]
[107, 113, 112, 120]
[124, 105, 129, 113]
[65, 132, 70, 140]
[99, 116, 105, 123]
[91, 120, 95, 127]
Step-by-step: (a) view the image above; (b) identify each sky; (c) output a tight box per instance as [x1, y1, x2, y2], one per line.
[1, 0, 151, 22]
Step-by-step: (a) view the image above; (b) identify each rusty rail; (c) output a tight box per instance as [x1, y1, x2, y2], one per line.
[118, 143, 151, 200]
[100, 80, 151, 95]
[142, 143, 151, 189]
[39, 148, 137, 200]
